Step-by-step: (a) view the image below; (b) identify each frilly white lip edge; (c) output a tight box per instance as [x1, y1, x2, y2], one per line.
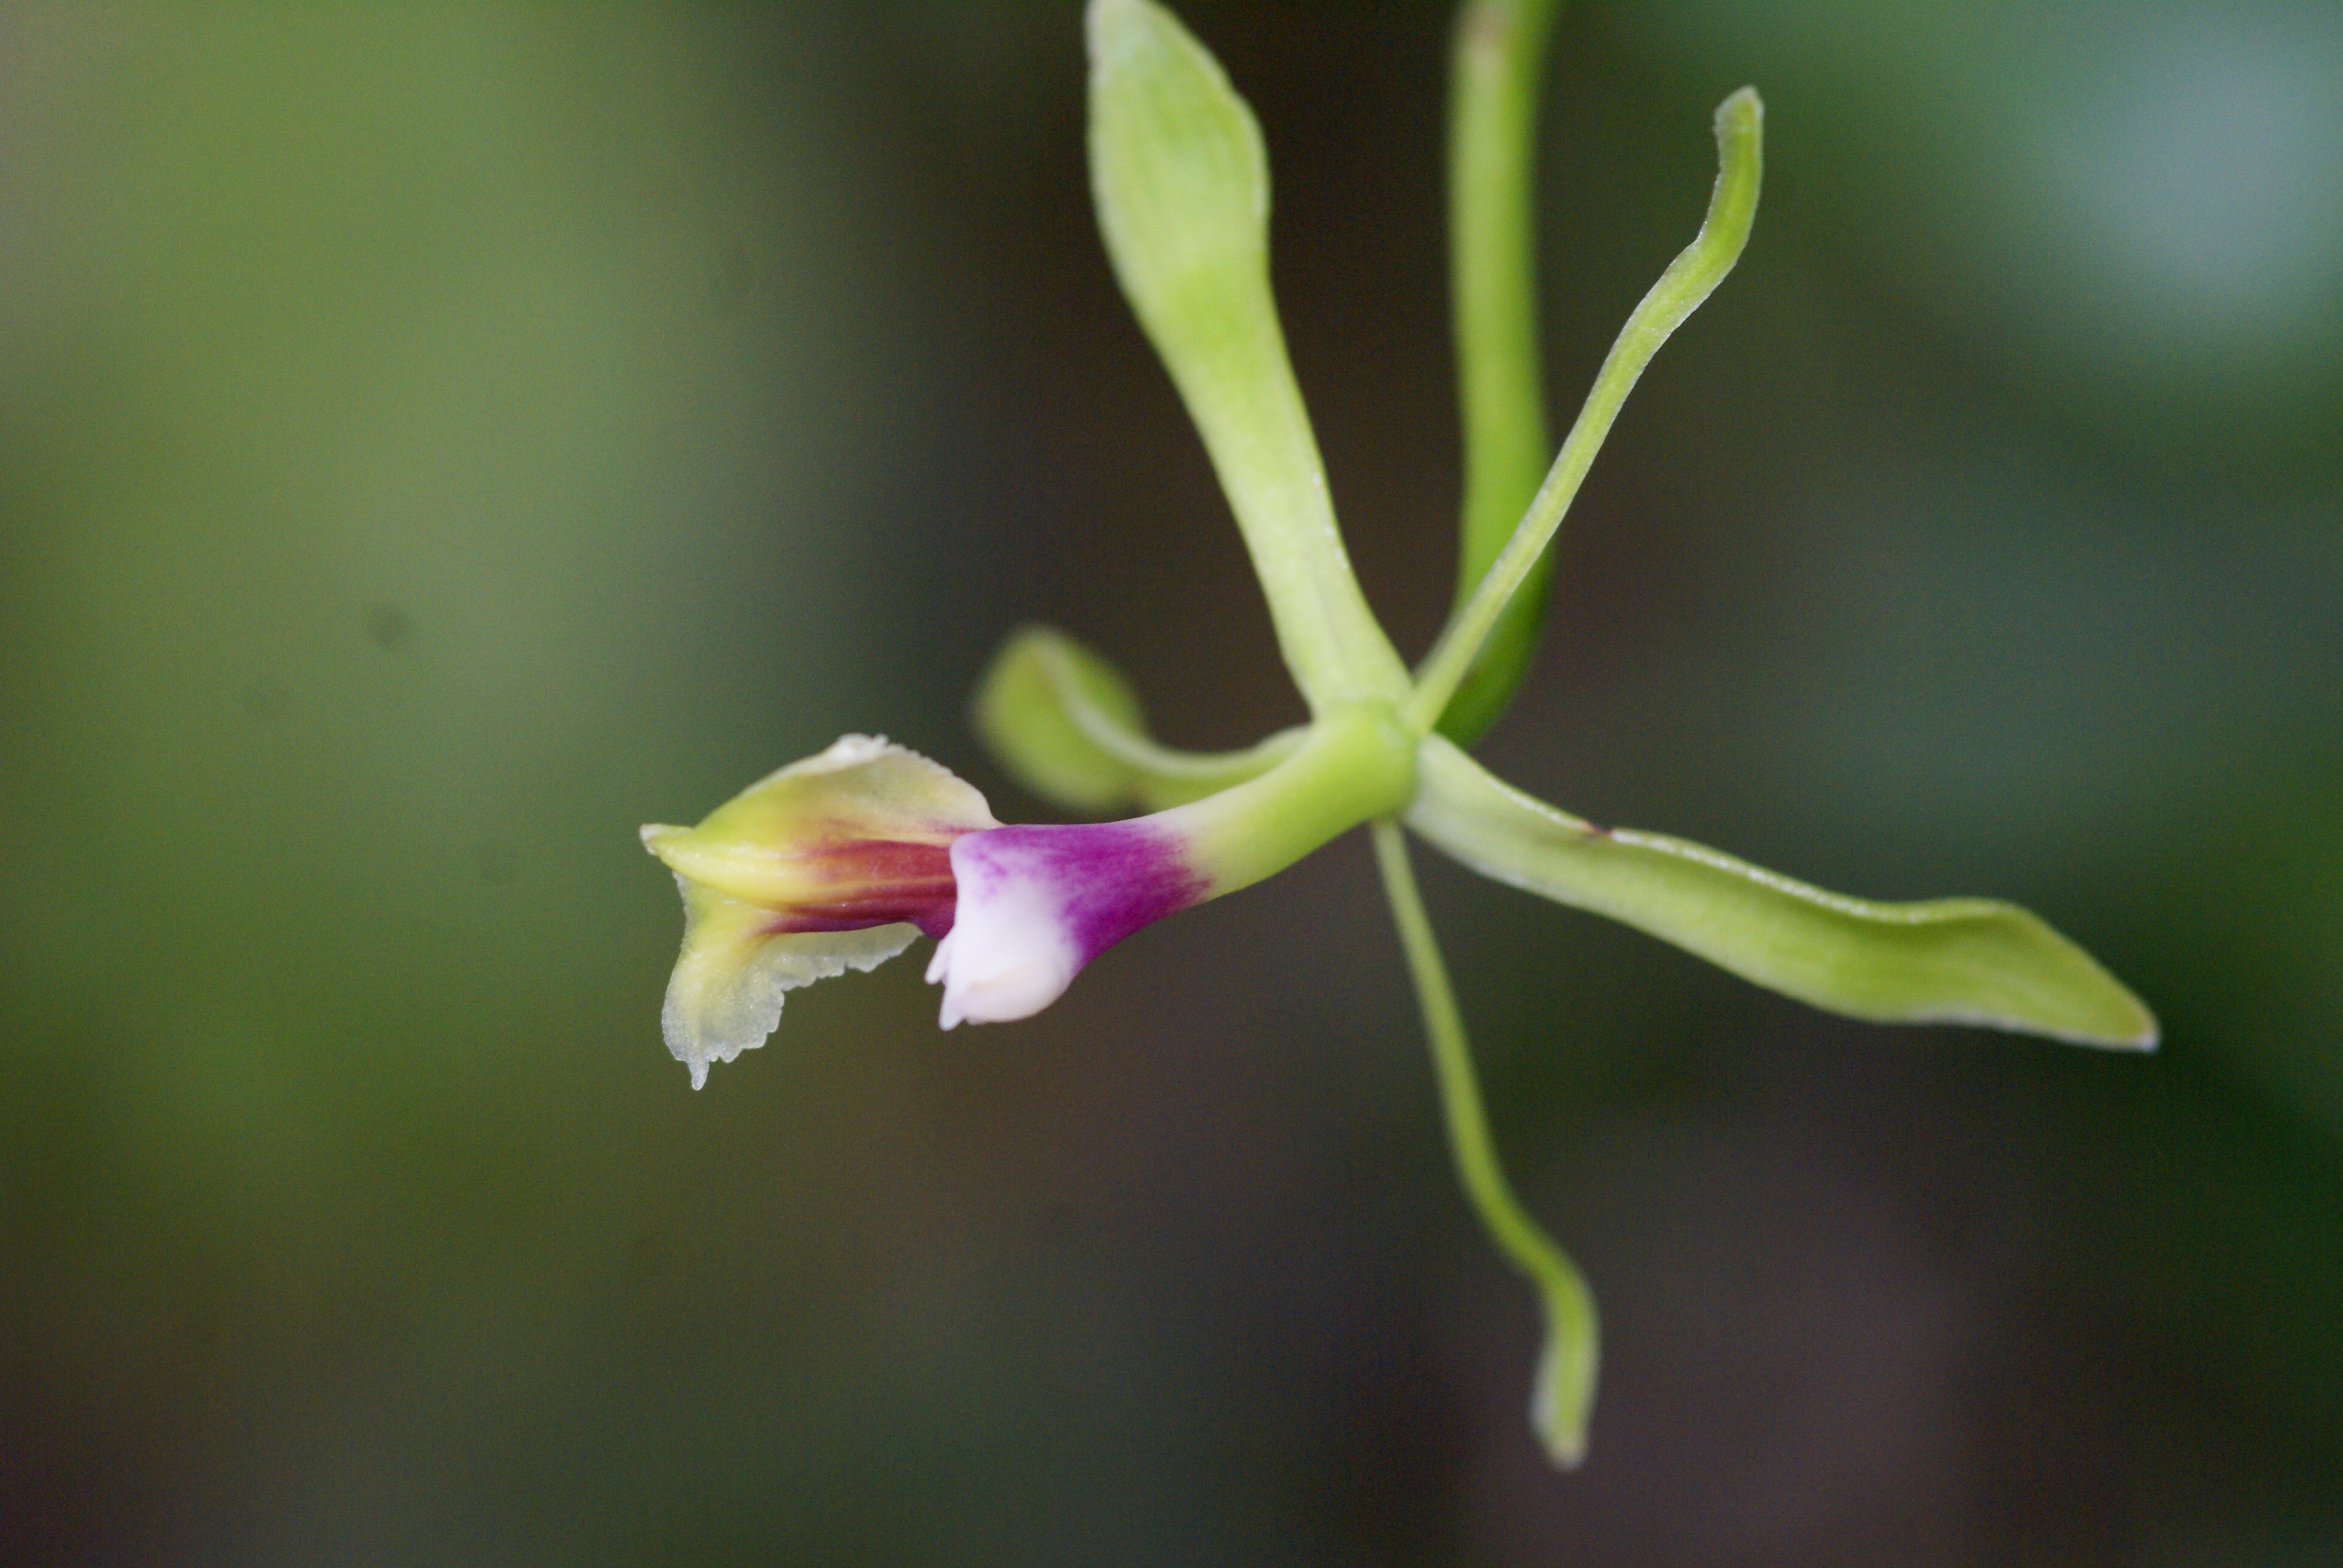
[924, 835, 1083, 1028]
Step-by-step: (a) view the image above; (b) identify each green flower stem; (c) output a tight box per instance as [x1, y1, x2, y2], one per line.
[1407, 87, 1763, 736]
[1439, 0, 1567, 745]
[1173, 705, 1417, 896]
[1371, 818, 1598, 1468]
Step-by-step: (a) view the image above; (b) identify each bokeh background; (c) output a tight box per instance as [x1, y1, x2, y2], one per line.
[4, 2, 2339, 1562]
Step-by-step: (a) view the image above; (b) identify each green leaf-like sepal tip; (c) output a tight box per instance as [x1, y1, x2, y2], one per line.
[973, 624, 1302, 815]
[974, 625, 1153, 814]
[1409, 737, 2158, 1048]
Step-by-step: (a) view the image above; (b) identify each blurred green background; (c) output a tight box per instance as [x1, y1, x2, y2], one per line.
[3, 2, 2338, 1563]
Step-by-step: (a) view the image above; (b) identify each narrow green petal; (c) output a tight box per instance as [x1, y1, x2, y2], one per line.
[1411, 87, 1765, 736]
[1087, 0, 1409, 713]
[972, 624, 1149, 813]
[971, 624, 1303, 814]
[1372, 820, 1598, 1467]
[1407, 737, 2158, 1048]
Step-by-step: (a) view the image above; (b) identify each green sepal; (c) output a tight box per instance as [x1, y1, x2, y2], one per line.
[1408, 737, 2158, 1047]
[1438, 0, 1568, 747]
[1087, 0, 1409, 714]
[972, 624, 1152, 815]
[1409, 87, 1765, 737]
[971, 624, 1302, 816]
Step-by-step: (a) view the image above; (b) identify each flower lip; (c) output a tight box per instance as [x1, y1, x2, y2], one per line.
[641, 734, 999, 939]
[641, 734, 1002, 1084]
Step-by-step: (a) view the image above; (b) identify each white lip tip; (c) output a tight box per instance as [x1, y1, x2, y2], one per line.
[925, 831, 1089, 1032]
[958, 961, 1070, 1025]
[929, 951, 1076, 1031]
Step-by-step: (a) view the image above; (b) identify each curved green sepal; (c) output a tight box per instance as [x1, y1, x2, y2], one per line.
[1407, 737, 2159, 1048]
[1087, 0, 1409, 713]
[1412, 87, 1766, 737]
[973, 624, 1152, 814]
[1370, 818, 1598, 1467]
[971, 624, 1302, 815]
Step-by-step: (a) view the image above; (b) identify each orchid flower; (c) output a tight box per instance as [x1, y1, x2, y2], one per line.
[644, 0, 2155, 1468]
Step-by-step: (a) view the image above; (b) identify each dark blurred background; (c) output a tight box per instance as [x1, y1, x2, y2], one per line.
[3, 3, 2338, 1563]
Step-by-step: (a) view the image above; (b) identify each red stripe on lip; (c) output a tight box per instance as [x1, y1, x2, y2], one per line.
[755, 839, 964, 938]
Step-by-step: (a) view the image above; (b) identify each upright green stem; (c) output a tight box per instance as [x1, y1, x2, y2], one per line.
[1440, 0, 1567, 745]
[1371, 818, 1597, 1467]
[1408, 87, 1763, 736]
